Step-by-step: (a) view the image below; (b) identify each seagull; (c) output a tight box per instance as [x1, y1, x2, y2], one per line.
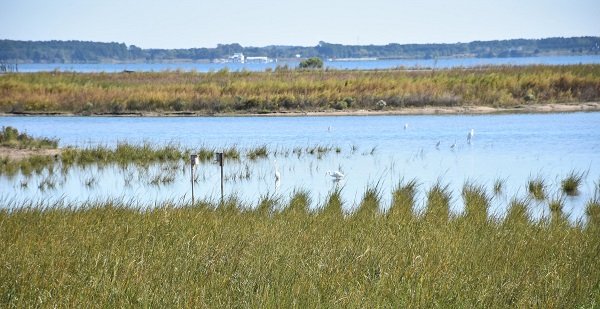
[274, 160, 280, 181]
[326, 170, 345, 180]
[467, 129, 475, 144]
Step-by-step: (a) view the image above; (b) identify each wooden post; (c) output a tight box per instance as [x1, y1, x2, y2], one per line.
[190, 154, 198, 204]
[216, 152, 224, 202]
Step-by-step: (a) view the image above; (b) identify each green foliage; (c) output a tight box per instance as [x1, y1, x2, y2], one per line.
[2, 37, 598, 62]
[298, 57, 323, 69]
[0, 126, 58, 149]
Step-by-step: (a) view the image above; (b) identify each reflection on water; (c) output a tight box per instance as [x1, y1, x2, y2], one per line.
[1, 112, 599, 223]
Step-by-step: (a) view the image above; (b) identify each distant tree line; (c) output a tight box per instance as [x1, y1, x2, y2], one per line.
[0, 37, 598, 63]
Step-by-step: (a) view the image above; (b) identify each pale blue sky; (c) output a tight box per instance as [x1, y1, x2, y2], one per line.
[1, 0, 598, 48]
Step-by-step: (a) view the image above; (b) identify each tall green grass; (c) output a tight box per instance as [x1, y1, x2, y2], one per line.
[1, 65, 599, 114]
[1, 186, 598, 307]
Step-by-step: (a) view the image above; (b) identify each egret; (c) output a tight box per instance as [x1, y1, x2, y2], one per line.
[404, 123, 409, 130]
[467, 129, 475, 144]
[326, 170, 345, 180]
[274, 160, 280, 181]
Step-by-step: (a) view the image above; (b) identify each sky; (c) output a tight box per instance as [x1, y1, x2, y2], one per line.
[1, 0, 598, 48]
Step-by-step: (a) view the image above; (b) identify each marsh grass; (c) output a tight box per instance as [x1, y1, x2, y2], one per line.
[561, 170, 586, 196]
[246, 145, 269, 160]
[586, 181, 600, 226]
[528, 176, 546, 200]
[1, 188, 598, 307]
[2, 65, 600, 114]
[424, 181, 451, 221]
[462, 182, 489, 222]
[493, 177, 506, 196]
[0, 143, 346, 177]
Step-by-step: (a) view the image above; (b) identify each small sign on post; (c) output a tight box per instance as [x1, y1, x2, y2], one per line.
[215, 152, 224, 201]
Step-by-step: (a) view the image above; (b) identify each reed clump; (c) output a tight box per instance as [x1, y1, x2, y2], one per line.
[561, 170, 586, 196]
[2, 65, 599, 114]
[528, 176, 546, 200]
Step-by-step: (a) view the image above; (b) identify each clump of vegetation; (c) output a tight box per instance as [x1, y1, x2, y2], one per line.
[586, 181, 600, 226]
[561, 170, 586, 196]
[462, 182, 489, 222]
[0, 126, 58, 149]
[493, 177, 506, 195]
[246, 145, 269, 160]
[528, 177, 546, 200]
[298, 57, 323, 69]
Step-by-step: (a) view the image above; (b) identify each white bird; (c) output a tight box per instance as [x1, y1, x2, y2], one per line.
[404, 123, 409, 130]
[326, 170, 345, 180]
[467, 129, 475, 144]
[274, 160, 280, 181]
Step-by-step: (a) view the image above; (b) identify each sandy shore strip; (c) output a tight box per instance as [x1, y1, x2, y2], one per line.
[0, 147, 62, 160]
[1, 102, 598, 117]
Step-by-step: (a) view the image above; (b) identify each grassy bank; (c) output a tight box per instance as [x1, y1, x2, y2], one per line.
[1, 184, 599, 307]
[1, 65, 599, 114]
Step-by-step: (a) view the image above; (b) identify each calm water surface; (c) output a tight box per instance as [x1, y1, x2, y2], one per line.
[1, 113, 599, 222]
[16, 55, 600, 73]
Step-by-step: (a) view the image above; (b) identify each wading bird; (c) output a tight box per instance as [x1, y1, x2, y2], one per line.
[467, 129, 475, 144]
[326, 170, 344, 181]
[274, 160, 280, 181]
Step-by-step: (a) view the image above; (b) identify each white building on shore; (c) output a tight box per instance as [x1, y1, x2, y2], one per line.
[213, 53, 274, 64]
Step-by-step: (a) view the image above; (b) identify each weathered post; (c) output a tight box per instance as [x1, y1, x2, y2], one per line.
[190, 154, 199, 204]
[215, 152, 224, 201]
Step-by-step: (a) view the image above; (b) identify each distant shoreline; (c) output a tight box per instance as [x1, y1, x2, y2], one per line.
[1, 102, 598, 117]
